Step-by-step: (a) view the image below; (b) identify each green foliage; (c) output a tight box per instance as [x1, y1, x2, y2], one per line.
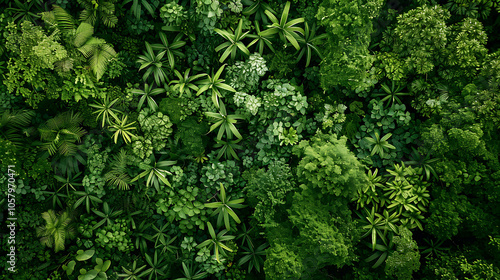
[169, 69, 206, 98]
[384, 5, 451, 75]
[174, 117, 209, 158]
[200, 160, 243, 196]
[109, 115, 138, 144]
[364, 132, 396, 158]
[3, 0, 500, 277]
[36, 209, 76, 253]
[384, 226, 420, 279]
[196, 222, 235, 263]
[443, 18, 488, 83]
[226, 53, 268, 93]
[159, 97, 199, 124]
[92, 202, 123, 229]
[242, 0, 277, 24]
[372, 81, 410, 108]
[142, 250, 170, 280]
[125, 0, 157, 19]
[104, 149, 133, 190]
[317, 0, 383, 91]
[156, 185, 210, 233]
[264, 240, 303, 280]
[420, 238, 450, 258]
[425, 249, 500, 280]
[354, 99, 417, 167]
[137, 42, 170, 86]
[257, 79, 308, 120]
[205, 100, 245, 141]
[138, 108, 174, 151]
[288, 186, 359, 269]
[177, 262, 208, 280]
[95, 219, 133, 252]
[265, 47, 296, 78]
[296, 22, 327, 67]
[39, 111, 87, 156]
[293, 132, 368, 197]
[238, 242, 268, 273]
[118, 260, 147, 280]
[131, 154, 176, 191]
[73, 187, 104, 214]
[197, 64, 237, 108]
[76, 31, 117, 82]
[214, 19, 250, 62]
[194, 0, 223, 34]
[151, 32, 187, 70]
[160, 1, 187, 25]
[247, 21, 275, 55]
[89, 96, 123, 127]
[444, 0, 500, 19]
[132, 83, 164, 112]
[243, 160, 296, 225]
[204, 183, 246, 230]
[259, 2, 304, 50]
[4, 21, 66, 107]
[62, 249, 112, 279]
[77, 0, 118, 28]
[0, 109, 35, 149]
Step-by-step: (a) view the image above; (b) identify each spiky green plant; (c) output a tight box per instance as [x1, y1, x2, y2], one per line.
[89, 96, 123, 127]
[259, 1, 304, 50]
[296, 22, 327, 67]
[204, 183, 246, 231]
[214, 19, 251, 63]
[109, 115, 138, 144]
[364, 132, 396, 158]
[196, 222, 235, 263]
[196, 65, 236, 108]
[137, 42, 169, 86]
[205, 100, 245, 141]
[151, 32, 186, 70]
[131, 84, 165, 112]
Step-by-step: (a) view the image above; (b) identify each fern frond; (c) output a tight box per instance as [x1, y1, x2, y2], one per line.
[0, 110, 35, 128]
[79, 38, 116, 80]
[54, 58, 74, 72]
[104, 149, 131, 190]
[52, 5, 76, 32]
[101, 2, 118, 28]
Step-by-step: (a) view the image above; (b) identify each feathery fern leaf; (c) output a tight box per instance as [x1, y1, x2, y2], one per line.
[105, 149, 132, 190]
[0, 110, 35, 148]
[78, 0, 118, 28]
[78, 37, 117, 81]
[52, 5, 77, 32]
[39, 111, 87, 156]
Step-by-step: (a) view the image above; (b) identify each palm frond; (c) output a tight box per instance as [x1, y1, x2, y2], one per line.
[89, 43, 117, 81]
[79, 7, 97, 26]
[74, 23, 94, 48]
[52, 5, 76, 32]
[78, 38, 117, 80]
[100, 2, 118, 28]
